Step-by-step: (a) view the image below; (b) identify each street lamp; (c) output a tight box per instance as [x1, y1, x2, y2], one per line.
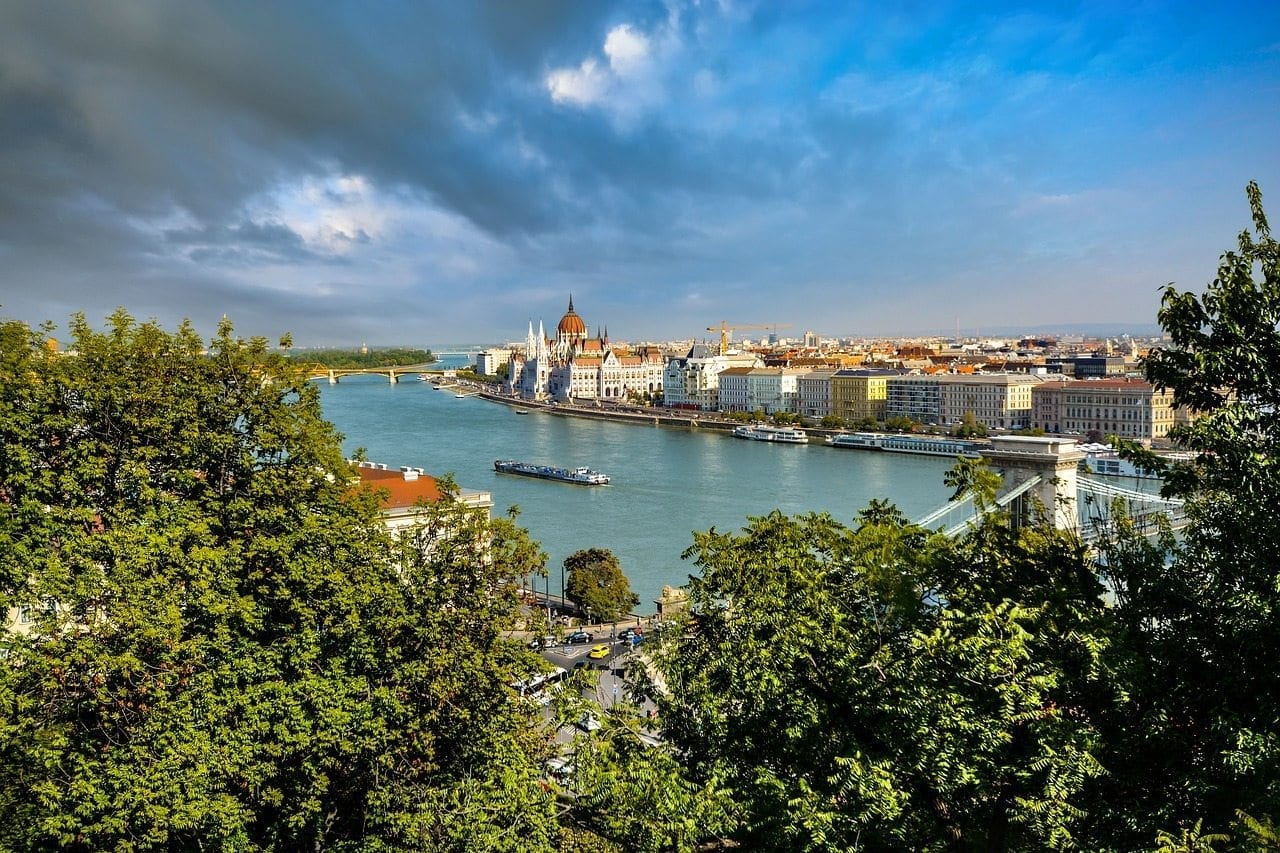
[559, 562, 565, 607]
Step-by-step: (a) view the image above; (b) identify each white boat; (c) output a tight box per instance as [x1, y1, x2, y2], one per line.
[826, 432, 883, 450]
[732, 424, 809, 443]
[826, 431, 983, 458]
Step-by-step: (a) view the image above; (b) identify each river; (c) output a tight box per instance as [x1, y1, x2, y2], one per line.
[316, 364, 958, 610]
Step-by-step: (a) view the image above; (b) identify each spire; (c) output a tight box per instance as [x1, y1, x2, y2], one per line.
[568, 293, 575, 313]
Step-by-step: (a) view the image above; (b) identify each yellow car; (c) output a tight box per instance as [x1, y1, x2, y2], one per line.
[587, 643, 611, 660]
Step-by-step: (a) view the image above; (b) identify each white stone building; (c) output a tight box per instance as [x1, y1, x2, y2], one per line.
[505, 297, 664, 402]
[938, 374, 1041, 430]
[663, 344, 764, 410]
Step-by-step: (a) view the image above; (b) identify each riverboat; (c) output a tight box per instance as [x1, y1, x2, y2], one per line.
[732, 424, 809, 443]
[827, 432, 983, 458]
[494, 459, 611, 485]
[826, 432, 883, 450]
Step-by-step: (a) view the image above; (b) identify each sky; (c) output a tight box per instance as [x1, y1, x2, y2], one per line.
[1, 1, 1278, 347]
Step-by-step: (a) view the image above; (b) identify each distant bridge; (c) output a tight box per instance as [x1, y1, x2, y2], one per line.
[302, 362, 439, 384]
[433, 348, 487, 357]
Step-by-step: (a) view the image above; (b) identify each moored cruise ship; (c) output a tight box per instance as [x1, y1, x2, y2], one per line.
[494, 459, 611, 485]
[827, 432, 983, 458]
[732, 424, 809, 444]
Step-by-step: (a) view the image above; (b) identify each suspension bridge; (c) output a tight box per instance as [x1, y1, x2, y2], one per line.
[913, 435, 1187, 544]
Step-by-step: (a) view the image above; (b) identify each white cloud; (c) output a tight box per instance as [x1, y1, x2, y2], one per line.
[547, 57, 610, 106]
[544, 21, 672, 117]
[604, 24, 650, 76]
[266, 173, 386, 255]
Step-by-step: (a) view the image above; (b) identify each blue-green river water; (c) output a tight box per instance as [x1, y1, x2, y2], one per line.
[317, 370, 957, 610]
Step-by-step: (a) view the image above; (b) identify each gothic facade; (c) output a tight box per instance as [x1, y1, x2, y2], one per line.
[504, 296, 664, 402]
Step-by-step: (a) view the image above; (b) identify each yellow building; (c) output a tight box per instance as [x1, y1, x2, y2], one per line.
[830, 369, 903, 424]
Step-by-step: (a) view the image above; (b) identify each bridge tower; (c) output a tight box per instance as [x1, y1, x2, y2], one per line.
[979, 435, 1085, 532]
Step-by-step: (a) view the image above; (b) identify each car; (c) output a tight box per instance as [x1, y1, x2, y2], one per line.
[587, 643, 611, 659]
[566, 631, 594, 644]
[576, 713, 602, 732]
[618, 628, 638, 641]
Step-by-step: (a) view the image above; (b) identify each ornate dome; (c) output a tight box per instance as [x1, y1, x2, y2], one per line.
[556, 295, 587, 337]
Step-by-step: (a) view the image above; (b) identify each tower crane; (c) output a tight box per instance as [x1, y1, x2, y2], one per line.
[705, 321, 793, 355]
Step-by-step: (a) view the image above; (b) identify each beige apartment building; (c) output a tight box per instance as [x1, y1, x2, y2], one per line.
[938, 373, 1041, 430]
[796, 369, 837, 419]
[1031, 378, 1174, 444]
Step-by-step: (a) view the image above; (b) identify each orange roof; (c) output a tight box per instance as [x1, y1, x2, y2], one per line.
[353, 464, 444, 508]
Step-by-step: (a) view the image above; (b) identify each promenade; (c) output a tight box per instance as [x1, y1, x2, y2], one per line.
[477, 387, 854, 439]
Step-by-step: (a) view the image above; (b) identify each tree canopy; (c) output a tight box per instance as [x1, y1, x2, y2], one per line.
[563, 548, 639, 623]
[293, 347, 435, 369]
[0, 311, 554, 850]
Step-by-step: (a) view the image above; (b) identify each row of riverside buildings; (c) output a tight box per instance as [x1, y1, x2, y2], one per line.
[504, 298, 1179, 445]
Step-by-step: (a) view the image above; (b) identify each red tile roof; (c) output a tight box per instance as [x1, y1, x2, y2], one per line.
[353, 464, 444, 508]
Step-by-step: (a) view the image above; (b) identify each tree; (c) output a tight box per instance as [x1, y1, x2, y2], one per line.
[651, 501, 1113, 851]
[820, 414, 846, 429]
[0, 311, 557, 850]
[952, 410, 988, 438]
[1091, 182, 1280, 845]
[884, 415, 917, 433]
[563, 549, 639, 623]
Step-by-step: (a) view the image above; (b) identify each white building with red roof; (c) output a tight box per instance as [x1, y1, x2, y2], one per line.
[351, 461, 492, 534]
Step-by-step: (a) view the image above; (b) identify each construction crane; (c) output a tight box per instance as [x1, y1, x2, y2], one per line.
[706, 321, 792, 355]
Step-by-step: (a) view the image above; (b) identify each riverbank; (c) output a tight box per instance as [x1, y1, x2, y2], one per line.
[478, 388, 851, 439]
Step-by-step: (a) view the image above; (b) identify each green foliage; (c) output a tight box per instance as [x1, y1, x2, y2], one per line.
[293, 347, 435, 369]
[1153, 820, 1230, 853]
[0, 311, 554, 850]
[652, 499, 1112, 850]
[563, 549, 639, 623]
[820, 414, 846, 429]
[1090, 183, 1280, 846]
[769, 410, 801, 425]
[555, 704, 739, 852]
[456, 368, 497, 384]
[951, 410, 989, 438]
[884, 415, 917, 433]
